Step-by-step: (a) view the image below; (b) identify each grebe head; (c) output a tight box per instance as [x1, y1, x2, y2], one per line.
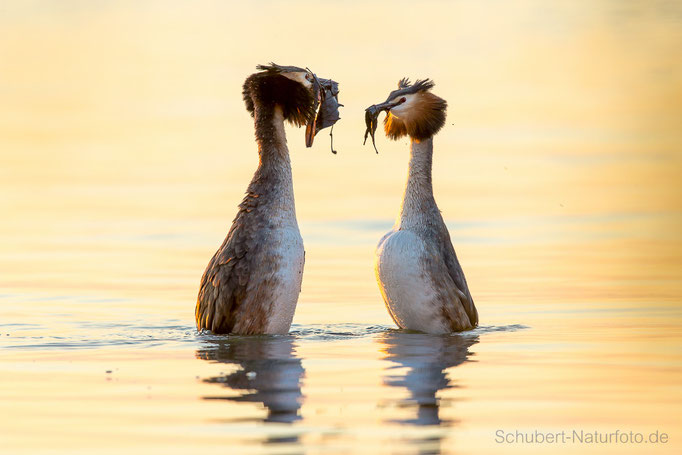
[364, 79, 447, 149]
[243, 63, 340, 147]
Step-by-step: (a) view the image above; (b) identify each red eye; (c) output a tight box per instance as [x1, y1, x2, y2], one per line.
[400, 97, 406, 103]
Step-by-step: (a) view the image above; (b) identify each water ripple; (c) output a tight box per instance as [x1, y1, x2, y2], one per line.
[1, 320, 526, 351]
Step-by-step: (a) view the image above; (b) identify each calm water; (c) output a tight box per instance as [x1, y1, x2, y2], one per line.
[1, 1, 681, 454]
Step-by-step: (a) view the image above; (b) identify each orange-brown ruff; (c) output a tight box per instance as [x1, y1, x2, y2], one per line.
[384, 91, 447, 141]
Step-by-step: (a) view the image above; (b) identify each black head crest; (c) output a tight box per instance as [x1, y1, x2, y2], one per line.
[386, 79, 436, 102]
[255, 62, 307, 74]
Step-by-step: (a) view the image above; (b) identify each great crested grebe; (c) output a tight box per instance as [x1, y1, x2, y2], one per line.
[366, 78, 478, 334]
[196, 63, 340, 335]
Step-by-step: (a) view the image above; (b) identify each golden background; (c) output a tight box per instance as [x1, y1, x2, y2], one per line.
[1, 1, 680, 453]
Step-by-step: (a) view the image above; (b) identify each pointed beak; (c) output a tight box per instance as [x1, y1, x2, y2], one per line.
[305, 117, 317, 147]
[368, 100, 400, 114]
[305, 70, 323, 148]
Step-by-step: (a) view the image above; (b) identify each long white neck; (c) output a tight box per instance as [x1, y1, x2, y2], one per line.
[396, 137, 440, 230]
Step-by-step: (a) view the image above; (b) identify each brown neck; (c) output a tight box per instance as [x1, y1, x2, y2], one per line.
[245, 105, 296, 218]
[254, 104, 289, 162]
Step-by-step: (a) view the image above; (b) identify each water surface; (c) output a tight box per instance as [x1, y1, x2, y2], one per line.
[1, 1, 681, 454]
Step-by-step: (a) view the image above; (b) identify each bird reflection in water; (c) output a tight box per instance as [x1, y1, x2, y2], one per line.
[379, 331, 478, 453]
[196, 335, 304, 445]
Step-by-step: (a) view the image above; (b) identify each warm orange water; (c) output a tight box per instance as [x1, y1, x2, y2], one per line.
[1, 1, 681, 454]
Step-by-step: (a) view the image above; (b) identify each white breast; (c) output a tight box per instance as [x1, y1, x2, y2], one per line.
[265, 224, 305, 334]
[375, 229, 449, 334]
